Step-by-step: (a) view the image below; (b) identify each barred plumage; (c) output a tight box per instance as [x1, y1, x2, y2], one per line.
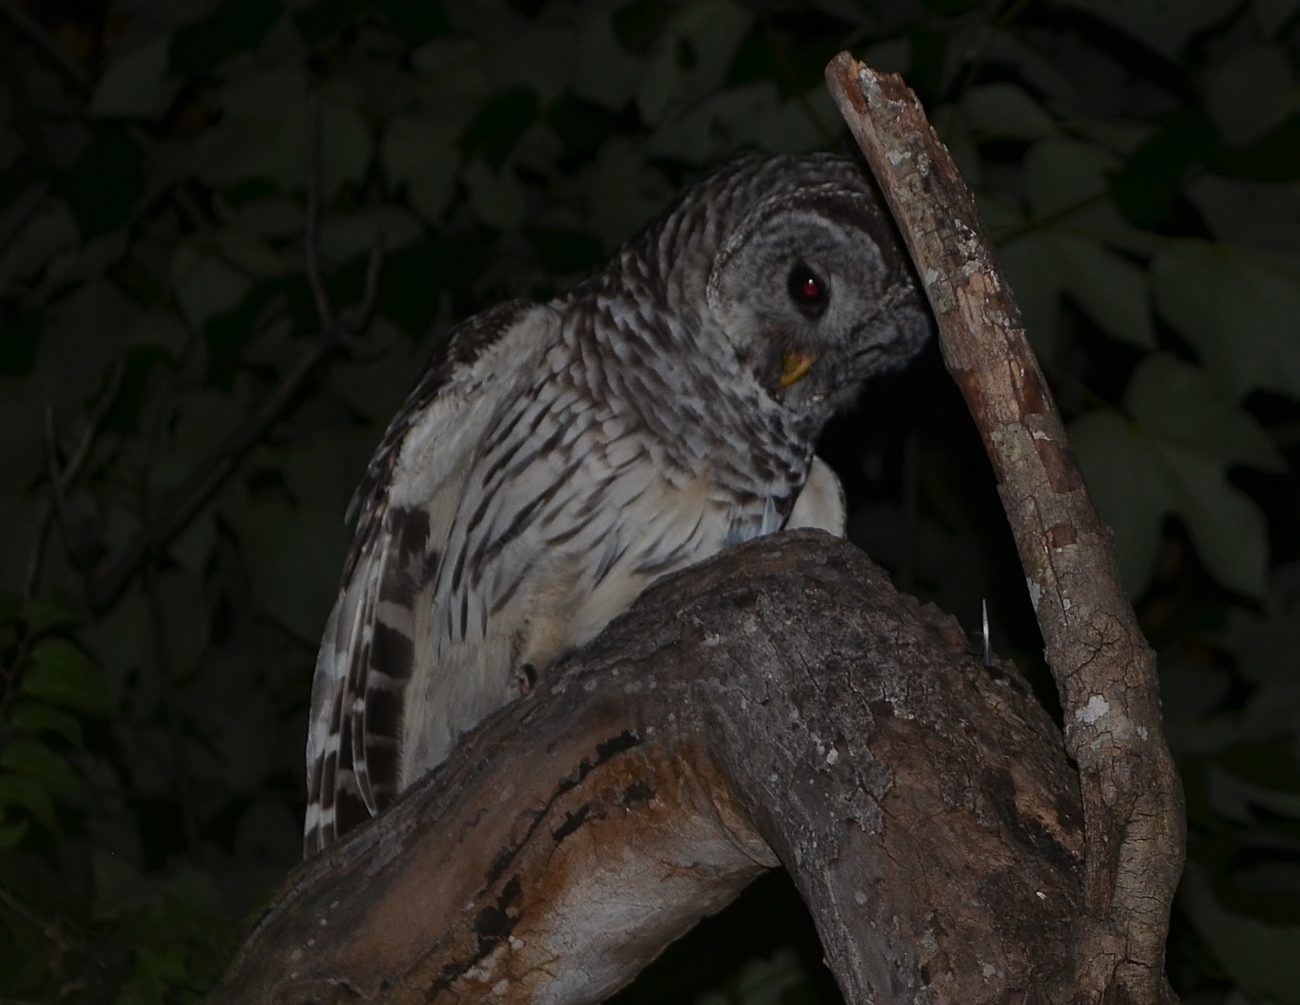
[304, 152, 931, 854]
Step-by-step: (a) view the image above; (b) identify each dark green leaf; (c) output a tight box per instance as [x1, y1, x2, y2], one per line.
[1068, 411, 1163, 593]
[960, 83, 1056, 142]
[292, 0, 361, 44]
[1204, 44, 1291, 147]
[370, 0, 449, 42]
[382, 114, 459, 223]
[0, 311, 41, 377]
[22, 638, 114, 716]
[525, 227, 607, 275]
[1181, 866, 1300, 1002]
[1110, 111, 1216, 228]
[635, 0, 751, 124]
[0, 818, 28, 850]
[139, 943, 188, 985]
[0, 899, 51, 994]
[1056, 0, 1238, 58]
[461, 88, 539, 170]
[612, 0, 674, 56]
[1209, 114, 1300, 182]
[571, 15, 646, 109]
[9, 700, 85, 747]
[320, 100, 372, 198]
[1127, 355, 1283, 471]
[1023, 139, 1119, 228]
[91, 35, 178, 120]
[169, 0, 279, 74]
[1072, 355, 1276, 597]
[92, 851, 150, 919]
[0, 739, 83, 799]
[1152, 242, 1300, 400]
[24, 598, 80, 638]
[171, 243, 253, 331]
[104, 344, 170, 435]
[1054, 236, 1155, 349]
[907, 28, 947, 100]
[378, 239, 449, 335]
[1256, 0, 1300, 31]
[0, 774, 56, 830]
[547, 94, 625, 166]
[60, 130, 144, 239]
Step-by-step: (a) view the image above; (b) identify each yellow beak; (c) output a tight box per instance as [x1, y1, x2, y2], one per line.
[778, 350, 816, 388]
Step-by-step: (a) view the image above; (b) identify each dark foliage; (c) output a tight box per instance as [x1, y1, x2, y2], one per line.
[1, 0, 1297, 1001]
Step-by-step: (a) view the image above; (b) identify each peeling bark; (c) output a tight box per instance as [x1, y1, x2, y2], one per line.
[825, 53, 1185, 1003]
[208, 534, 1085, 1004]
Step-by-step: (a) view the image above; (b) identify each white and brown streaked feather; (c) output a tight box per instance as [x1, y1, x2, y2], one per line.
[303, 300, 559, 853]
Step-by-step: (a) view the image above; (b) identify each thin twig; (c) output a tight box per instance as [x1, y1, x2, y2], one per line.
[0, 886, 74, 959]
[60, 361, 125, 484]
[0, 0, 92, 92]
[43, 407, 70, 540]
[24, 360, 125, 599]
[342, 237, 384, 336]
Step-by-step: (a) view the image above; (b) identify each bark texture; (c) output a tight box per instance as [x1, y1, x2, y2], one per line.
[208, 533, 1085, 1004]
[825, 53, 1185, 1003]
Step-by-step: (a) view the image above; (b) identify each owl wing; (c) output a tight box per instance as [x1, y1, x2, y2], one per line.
[304, 299, 559, 855]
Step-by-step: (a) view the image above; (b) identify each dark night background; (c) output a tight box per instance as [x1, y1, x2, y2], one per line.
[2, 0, 1299, 1001]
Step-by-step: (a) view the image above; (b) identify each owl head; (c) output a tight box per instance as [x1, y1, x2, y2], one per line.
[703, 155, 931, 426]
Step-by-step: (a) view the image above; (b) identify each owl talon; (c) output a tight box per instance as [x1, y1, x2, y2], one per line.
[517, 663, 539, 694]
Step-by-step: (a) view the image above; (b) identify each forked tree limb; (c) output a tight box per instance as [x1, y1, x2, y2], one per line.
[825, 53, 1185, 1002]
[208, 534, 1085, 1004]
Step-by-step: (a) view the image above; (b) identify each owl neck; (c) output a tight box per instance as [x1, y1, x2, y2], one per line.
[565, 277, 820, 511]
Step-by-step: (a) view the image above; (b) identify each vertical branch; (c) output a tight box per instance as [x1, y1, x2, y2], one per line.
[824, 53, 1184, 1002]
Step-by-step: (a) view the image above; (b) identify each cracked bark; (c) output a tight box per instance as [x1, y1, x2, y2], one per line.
[825, 53, 1185, 1003]
[207, 534, 1086, 1003]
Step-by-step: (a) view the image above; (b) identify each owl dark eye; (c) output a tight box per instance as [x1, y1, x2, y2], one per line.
[787, 263, 828, 318]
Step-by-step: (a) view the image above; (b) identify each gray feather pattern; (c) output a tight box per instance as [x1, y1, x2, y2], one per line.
[303, 153, 931, 854]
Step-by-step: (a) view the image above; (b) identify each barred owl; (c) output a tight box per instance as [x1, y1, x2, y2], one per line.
[304, 152, 930, 854]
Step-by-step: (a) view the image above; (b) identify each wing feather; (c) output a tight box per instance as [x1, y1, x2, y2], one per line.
[304, 300, 558, 854]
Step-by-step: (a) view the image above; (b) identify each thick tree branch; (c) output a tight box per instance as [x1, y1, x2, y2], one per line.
[208, 533, 1084, 1004]
[825, 53, 1185, 1002]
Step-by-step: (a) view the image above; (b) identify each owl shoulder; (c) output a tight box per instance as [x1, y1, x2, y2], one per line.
[343, 299, 562, 576]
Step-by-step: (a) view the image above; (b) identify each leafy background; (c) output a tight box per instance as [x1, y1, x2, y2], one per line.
[1, 0, 1297, 1001]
